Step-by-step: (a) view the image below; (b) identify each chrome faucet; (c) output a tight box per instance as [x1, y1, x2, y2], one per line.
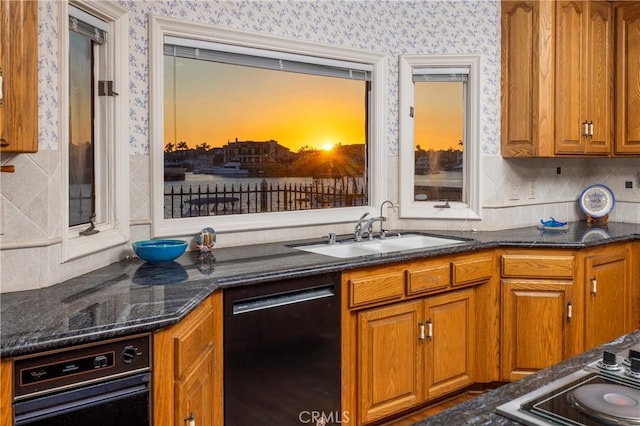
[354, 212, 370, 241]
[354, 201, 396, 241]
[360, 216, 385, 240]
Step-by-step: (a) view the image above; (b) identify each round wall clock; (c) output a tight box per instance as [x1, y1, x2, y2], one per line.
[578, 184, 615, 219]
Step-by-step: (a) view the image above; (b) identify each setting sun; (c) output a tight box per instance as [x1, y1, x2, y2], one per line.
[322, 142, 335, 151]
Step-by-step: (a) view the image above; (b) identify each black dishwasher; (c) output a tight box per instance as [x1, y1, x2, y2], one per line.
[224, 273, 342, 425]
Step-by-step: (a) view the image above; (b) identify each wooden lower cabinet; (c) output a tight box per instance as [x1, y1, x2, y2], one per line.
[176, 349, 215, 426]
[424, 290, 475, 400]
[357, 289, 476, 424]
[153, 292, 223, 426]
[500, 250, 578, 381]
[584, 245, 633, 350]
[0, 358, 11, 426]
[358, 300, 424, 424]
[501, 280, 574, 381]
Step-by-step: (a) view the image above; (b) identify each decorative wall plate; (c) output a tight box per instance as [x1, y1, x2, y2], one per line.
[578, 184, 615, 219]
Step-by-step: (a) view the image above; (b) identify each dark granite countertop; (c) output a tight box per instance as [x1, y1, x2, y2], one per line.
[1, 221, 638, 357]
[412, 330, 640, 425]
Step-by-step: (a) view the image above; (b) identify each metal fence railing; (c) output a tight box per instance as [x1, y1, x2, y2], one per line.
[165, 181, 367, 218]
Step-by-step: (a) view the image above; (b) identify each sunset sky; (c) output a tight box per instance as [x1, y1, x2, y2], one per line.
[414, 81, 464, 152]
[164, 56, 462, 153]
[164, 57, 366, 152]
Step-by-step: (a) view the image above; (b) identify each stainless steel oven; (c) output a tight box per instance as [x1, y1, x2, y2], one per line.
[497, 344, 640, 425]
[13, 334, 151, 426]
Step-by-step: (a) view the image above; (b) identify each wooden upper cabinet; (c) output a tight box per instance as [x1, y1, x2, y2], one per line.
[502, 1, 618, 157]
[0, 0, 38, 153]
[555, 1, 613, 155]
[615, 2, 640, 155]
[501, 1, 554, 157]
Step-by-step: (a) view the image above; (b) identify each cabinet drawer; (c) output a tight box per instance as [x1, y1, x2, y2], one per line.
[349, 271, 405, 308]
[453, 257, 493, 286]
[501, 254, 575, 278]
[406, 264, 450, 295]
[174, 306, 215, 379]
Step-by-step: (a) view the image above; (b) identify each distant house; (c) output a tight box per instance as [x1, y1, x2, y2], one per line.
[223, 138, 294, 172]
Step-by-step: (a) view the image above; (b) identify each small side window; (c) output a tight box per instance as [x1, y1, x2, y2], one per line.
[61, 2, 129, 261]
[398, 55, 481, 220]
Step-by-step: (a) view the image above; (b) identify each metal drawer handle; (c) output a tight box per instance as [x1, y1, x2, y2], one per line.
[591, 278, 597, 295]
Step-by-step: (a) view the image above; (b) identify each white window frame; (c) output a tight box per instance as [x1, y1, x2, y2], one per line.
[60, 1, 129, 261]
[149, 15, 388, 238]
[398, 54, 481, 220]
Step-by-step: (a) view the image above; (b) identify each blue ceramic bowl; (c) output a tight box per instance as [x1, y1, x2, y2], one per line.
[132, 239, 188, 264]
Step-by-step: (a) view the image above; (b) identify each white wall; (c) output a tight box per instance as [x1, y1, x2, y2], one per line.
[1, 0, 639, 292]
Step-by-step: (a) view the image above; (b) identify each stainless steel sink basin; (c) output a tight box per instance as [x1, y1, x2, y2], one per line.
[292, 234, 468, 258]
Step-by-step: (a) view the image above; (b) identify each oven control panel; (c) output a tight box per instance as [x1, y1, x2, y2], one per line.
[13, 334, 150, 400]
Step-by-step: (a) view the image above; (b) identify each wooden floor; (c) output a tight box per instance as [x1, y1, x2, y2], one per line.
[380, 390, 483, 426]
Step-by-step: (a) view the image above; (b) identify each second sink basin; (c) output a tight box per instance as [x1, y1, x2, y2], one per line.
[293, 234, 469, 258]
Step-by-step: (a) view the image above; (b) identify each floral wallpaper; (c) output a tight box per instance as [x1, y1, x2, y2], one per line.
[37, 0, 501, 155]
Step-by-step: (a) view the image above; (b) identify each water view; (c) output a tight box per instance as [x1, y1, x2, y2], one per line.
[164, 172, 366, 219]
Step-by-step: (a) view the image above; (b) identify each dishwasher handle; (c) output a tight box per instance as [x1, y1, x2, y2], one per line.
[232, 285, 335, 315]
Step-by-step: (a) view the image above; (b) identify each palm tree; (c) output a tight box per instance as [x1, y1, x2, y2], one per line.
[196, 142, 211, 152]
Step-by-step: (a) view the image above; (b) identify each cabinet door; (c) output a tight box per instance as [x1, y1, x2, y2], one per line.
[500, 0, 554, 157]
[153, 294, 223, 426]
[584, 1, 613, 154]
[0, 0, 38, 153]
[423, 289, 475, 400]
[555, 1, 588, 154]
[0, 358, 11, 426]
[358, 300, 423, 424]
[615, 2, 640, 155]
[584, 249, 632, 350]
[501, 280, 573, 381]
[176, 348, 215, 426]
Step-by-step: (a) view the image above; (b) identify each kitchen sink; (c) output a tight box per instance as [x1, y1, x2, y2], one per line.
[292, 233, 469, 258]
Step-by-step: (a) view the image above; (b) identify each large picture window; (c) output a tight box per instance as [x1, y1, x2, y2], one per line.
[150, 16, 388, 237]
[163, 39, 370, 219]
